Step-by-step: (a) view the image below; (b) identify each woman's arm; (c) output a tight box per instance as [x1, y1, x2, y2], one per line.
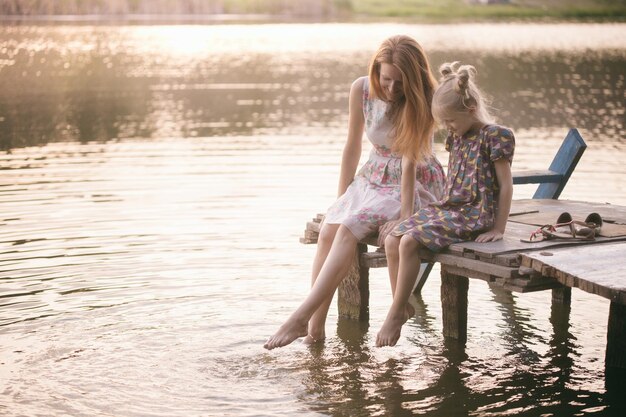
[399, 156, 418, 219]
[475, 158, 513, 242]
[337, 78, 365, 197]
[377, 155, 417, 246]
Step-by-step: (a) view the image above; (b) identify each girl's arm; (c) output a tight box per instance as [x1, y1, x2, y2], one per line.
[475, 158, 513, 243]
[377, 156, 417, 246]
[337, 78, 365, 197]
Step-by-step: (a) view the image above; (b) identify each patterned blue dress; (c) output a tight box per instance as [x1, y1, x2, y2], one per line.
[393, 125, 515, 251]
[324, 76, 446, 240]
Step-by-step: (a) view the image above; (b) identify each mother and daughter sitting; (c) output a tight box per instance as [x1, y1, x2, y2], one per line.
[264, 35, 515, 350]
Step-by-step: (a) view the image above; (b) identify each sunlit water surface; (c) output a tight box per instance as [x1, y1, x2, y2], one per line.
[1, 23, 625, 416]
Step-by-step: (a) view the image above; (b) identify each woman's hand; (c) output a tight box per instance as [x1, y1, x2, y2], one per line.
[378, 220, 401, 247]
[475, 229, 504, 243]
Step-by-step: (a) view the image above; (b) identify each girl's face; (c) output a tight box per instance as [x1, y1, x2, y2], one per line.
[379, 63, 404, 102]
[440, 110, 482, 137]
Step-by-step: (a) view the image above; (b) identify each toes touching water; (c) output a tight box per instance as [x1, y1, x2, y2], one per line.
[263, 319, 308, 350]
[375, 303, 415, 347]
[265, 304, 415, 349]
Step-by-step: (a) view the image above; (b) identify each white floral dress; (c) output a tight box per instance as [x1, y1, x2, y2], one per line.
[323, 77, 446, 240]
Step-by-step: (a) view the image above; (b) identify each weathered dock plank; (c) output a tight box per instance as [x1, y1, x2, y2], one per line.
[520, 243, 626, 304]
[520, 240, 626, 371]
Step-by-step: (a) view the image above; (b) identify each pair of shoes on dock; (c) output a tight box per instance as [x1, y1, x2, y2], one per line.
[521, 212, 603, 243]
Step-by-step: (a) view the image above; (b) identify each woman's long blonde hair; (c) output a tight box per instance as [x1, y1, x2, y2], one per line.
[368, 35, 437, 162]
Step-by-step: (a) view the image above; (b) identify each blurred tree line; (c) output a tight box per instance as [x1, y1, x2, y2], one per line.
[0, 0, 352, 16]
[2, 1, 622, 19]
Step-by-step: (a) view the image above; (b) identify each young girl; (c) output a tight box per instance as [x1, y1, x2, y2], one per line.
[376, 62, 515, 347]
[264, 35, 446, 350]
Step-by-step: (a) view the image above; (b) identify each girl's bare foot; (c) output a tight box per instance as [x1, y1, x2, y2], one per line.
[302, 321, 325, 345]
[263, 318, 308, 350]
[302, 329, 325, 345]
[302, 334, 322, 345]
[375, 304, 415, 347]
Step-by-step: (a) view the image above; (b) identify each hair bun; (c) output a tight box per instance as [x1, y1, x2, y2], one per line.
[457, 65, 477, 82]
[438, 61, 459, 78]
[454, 64, 476, 99]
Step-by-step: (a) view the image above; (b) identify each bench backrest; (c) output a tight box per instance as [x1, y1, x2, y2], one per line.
[512, 128, 587, 199]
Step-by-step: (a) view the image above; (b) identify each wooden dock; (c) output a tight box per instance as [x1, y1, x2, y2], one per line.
[302, 199, 626, 371]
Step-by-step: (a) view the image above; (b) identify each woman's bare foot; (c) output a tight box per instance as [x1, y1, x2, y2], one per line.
[264, 318, 308, 350]
[375, 304, 415, 347]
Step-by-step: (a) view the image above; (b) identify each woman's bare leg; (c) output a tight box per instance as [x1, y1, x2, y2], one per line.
[376, 234, 422, 347]
[304, 223, 341, 344]
[264, 225, 358, 350]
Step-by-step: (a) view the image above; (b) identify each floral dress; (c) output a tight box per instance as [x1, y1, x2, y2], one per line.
[393, 125, 515, 251]
[323, 76, 446, 240]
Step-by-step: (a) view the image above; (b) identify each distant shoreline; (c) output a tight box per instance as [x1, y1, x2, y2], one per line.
[0, 12, 624, 25]
[0, 14, 277, 24]
[1, 0, 624, 24]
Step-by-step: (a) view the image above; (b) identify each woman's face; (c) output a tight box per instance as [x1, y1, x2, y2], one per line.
[379, 63, 404, 102]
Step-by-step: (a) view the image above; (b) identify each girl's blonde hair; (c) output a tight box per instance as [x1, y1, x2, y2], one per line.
[432, 62, 495, 124]
[368, 35, 437, 162]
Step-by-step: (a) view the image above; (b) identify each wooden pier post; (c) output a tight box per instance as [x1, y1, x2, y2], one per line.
[337, 243, 369, 320]
[551, 286, 572, 305]
[440, 268, 469, 343]
[605, 301, 626, 370]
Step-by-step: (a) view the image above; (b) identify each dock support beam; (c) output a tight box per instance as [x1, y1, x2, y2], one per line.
[337, 243, 369, 321]
[441, 268, 468, 344]
[552, 286, 572, 305]
[605, 301, 626, 370]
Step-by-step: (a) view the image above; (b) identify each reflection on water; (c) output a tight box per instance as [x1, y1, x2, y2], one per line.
[1, 23, 626, 417]
[2, 134, 625, 416]
[0, 23, 624, 150]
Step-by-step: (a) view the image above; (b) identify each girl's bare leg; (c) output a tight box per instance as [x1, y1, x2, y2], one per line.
[384, 234, 401, 296]
[264, 225, 358, 350]
[376, 234, 421, 347]
[385, 234, 416, 318]
[304, 223, 341, 344]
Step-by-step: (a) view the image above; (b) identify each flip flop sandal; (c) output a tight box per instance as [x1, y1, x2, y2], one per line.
[520, 218, 597, 243]
[584, 212, 603, 236]
[556, 212, 573, 225]
[566, 214, 602, 239]
[554, 212, 576, 235]
[550, 212, 598, 240]
[548, 224, 595, 240]
[520, 212, 577, 242]
[520, 224, 559, 243]
[566, 221, 594, 239]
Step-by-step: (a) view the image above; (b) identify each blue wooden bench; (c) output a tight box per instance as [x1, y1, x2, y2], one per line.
[510, 128, 586, 199]
[302, 128, 587, 319]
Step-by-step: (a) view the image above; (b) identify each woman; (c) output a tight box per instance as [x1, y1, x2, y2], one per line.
[264, 35, 445, 350]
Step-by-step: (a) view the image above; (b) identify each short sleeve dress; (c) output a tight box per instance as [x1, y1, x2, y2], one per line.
[323, 77, 446, 240]
[393, 124, 515, 252]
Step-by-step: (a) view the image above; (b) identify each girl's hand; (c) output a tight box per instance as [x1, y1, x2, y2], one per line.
[378, 220, 401, 247]
[475, 229, 504, 243]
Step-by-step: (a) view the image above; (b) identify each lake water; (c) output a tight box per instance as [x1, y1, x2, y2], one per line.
[1, 23, 625, 417]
